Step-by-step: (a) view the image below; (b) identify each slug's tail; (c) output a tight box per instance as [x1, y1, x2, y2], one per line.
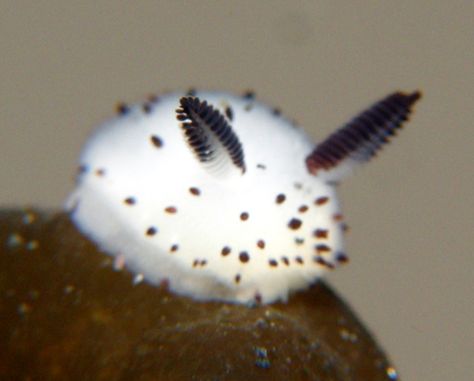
[306, 91, 421, 182]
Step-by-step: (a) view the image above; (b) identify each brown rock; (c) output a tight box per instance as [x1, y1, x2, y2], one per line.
[0, 209, 398, 380]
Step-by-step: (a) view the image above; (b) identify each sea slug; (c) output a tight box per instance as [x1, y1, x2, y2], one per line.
[66, 90, 421, 304]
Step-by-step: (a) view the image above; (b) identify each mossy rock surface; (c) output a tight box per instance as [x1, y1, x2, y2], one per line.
[0, 209, 398, 380]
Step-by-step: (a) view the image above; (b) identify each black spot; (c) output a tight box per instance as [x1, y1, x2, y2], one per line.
[186, 88, 197, 96]
[95, 168, 106, 177]
[240, 212, 249, 221]
[146, 227, 157, 236]
[77, 165, 88, 175]
[272, 107, 281, 116]
[143, 103, 152, 114]
[150, 135, 163, 148]
[314, 256, 326, 266]
[295, 256, 304, 265]
[193, 258, 206, 267]
[165, 206, 177, 214]
[239, 251, 250, 263]
[221, 246, 231, 256]
[170, 244, 179, 252]
[313, 229, 329, 239]
[315, 244, 331, 253]
[268, 259, 278, 267]
[189, 187, 201, 196]
[116, 102, 130, 115]
[243, 90, 255, 100]
[336, 252, 349, 263]
[124, 197, 136, 206]
[256, 163, 267, 170]
[234, 274, 241, 284]
[257, 240, 265, 249]
[288, 218, 302, 230]
[298, 205, 309, 213]
[276, 194, 286, 204]
[225, 106, 234, 121]
[281, 257, 290, 266]
[294, 237, 305, 245]
[314, 196, 329, 206]
[314, 256, 335, 269]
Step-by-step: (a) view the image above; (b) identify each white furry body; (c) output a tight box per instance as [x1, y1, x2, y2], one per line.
[67, 91, 346, 304]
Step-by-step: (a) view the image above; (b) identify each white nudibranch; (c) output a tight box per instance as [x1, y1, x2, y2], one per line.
[66, 89, 421, 304]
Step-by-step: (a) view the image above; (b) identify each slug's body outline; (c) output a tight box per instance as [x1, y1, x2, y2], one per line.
[66, 90, 420, 304]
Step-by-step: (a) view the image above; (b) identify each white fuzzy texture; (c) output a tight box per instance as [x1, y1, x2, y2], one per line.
[66, 91, 347, 304]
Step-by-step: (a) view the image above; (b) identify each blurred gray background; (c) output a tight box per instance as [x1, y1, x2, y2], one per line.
[1, 1, 472, 380]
